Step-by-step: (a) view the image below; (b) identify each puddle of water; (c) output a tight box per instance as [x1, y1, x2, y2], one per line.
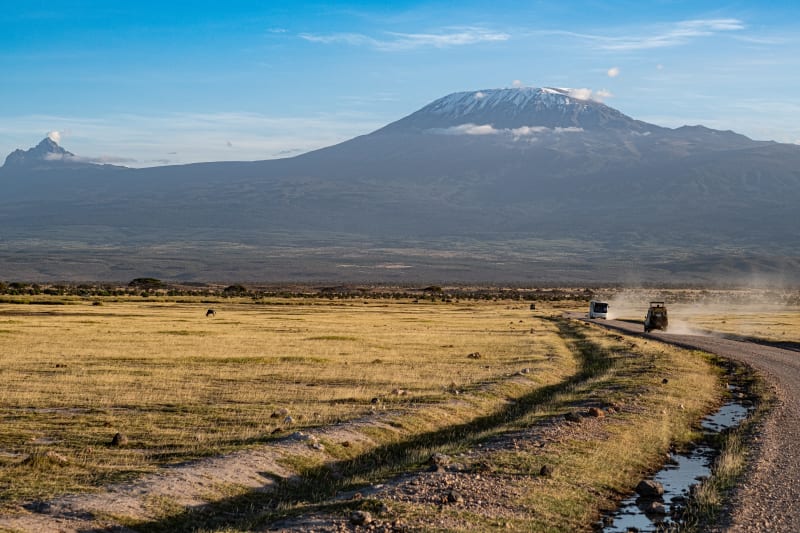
[602, 398, 753, 532]
[701, 402, 749, 432]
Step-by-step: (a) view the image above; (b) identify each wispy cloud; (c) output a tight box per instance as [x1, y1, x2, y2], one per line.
[544, 18, 745, 51]
[435, 123, 499, 135]
[431, 124, 584, 137]
[299, 26, 509, 51]
[43, 152, 137, 165]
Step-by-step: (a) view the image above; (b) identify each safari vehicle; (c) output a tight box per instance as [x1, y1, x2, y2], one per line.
[588, 300, 608, 319]
[644, 301, 668, 332]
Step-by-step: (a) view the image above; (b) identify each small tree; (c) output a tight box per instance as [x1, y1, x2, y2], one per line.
[128, 278, 164, 290]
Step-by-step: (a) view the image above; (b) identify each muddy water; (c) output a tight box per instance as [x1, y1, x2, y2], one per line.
[602, 398, 752, 532]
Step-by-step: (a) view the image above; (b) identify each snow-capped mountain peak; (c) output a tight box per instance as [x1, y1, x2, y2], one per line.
[375, 87, 654, 135]
[425, 87, 580, 116]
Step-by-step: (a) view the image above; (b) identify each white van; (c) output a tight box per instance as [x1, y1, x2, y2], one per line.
[588, 300, 609, 319]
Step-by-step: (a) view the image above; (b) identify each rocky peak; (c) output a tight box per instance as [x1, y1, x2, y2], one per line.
[3, 137, 77, 169]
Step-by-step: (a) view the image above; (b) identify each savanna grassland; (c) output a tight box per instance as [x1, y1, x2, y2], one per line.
[0, 292, 766, 531]
[0, 297, 569, 504]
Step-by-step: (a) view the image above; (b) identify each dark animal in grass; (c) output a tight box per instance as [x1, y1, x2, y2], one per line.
[206, 309, 216, 317]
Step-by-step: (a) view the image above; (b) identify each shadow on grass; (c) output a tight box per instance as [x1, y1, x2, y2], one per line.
[119, 318, 614, 533]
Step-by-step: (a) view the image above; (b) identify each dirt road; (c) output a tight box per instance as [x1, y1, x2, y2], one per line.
[583, 316, 800, 532]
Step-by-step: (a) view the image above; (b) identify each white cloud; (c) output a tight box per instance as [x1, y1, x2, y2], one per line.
[47, 130, 62, 144]
[546, 88, 612, 102]
[541, 18, 745, 51]
[564, 88, 594, 100]
[474, 91, 486, 100]
[604, 18, 745, 50]
[595, 89, 613, 101]
[299, 27, 509, 51]
[431, 124, 584, 137]
[436, 123, 499, 135]
[510, 126, 548, 136]
[607, 66, 620, 78]
[512, 80, 523, 88]
[42, 151, 135, 165]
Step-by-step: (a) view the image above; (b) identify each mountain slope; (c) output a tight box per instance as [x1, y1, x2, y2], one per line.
[1, 88, 799, 282]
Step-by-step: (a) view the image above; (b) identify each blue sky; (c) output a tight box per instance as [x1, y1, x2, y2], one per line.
[2, 0, 799, 167]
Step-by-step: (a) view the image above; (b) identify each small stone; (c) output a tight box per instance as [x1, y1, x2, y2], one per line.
[370, 397, 381, 404]
[349, 510, 372, 526]
[271, 407, 290, 418]
[447, 490, 464, 504]
[644, 500, 666, 515]
[429, 453, 451, 467]
[565, 411, 582, 423]
[467, 352, 482, 359]
[111, 433, 128, 447]
[283, 416, 295, 424]
[341, 440, 351, 447]
[539, 464, 554, 477]
[662, 378, 669, 384]
[636, 479, 664, 498]
[588, 407, 605, 418]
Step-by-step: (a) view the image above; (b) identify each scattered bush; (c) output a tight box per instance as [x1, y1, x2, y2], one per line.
[128, 277, 164, 289]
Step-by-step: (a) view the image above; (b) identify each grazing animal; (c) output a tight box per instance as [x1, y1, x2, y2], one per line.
[206, 309, 216, 317]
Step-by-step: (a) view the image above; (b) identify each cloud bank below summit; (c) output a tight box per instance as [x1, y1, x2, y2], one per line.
[430, 123, 584, 137]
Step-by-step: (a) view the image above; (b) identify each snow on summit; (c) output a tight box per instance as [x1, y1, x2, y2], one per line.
[423, 87, 592, 117]
[377, 87, 649, 134]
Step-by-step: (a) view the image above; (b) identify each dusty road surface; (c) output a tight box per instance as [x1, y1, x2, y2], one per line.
[582, 315, 800, 532]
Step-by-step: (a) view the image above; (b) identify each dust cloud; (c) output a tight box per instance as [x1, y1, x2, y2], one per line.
[594, 286, 800, 338]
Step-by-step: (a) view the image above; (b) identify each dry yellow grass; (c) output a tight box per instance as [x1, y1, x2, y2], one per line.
[1, 294, 776, 531]
[0, 297, 565, 504]
[674, 305, 800, 343]
[389, 320, 723, 531]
